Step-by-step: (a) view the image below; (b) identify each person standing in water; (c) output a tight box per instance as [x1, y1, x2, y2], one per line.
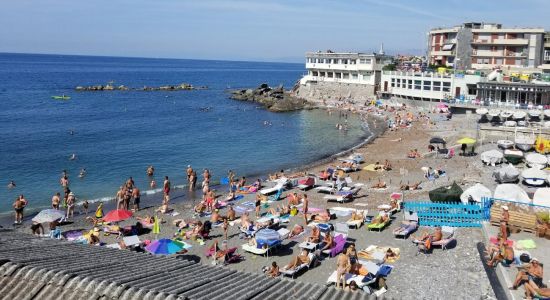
[66, 192, 75, 220]
[52, 192, 60, 210]
[13, 195, 27, 224]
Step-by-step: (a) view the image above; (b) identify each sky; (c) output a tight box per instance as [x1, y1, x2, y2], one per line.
[0, 0, 549, 62]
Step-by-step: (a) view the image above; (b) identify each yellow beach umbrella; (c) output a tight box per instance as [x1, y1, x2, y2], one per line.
[95, 202, 104, 218]
[152, 216, 160, 235]
[457, 137, 476, 145]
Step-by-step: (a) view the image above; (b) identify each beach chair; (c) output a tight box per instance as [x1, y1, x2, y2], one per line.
[392, 211, 418, 239]
[367, 218, 390, 232]
[297, 177, 315, 190]
[260, 178, 288, 195]
[240, 225, 257, 239]
[431, 226, 456, 250]
[318, 168, 334, 180]
[346, 210, 368, 229]
[280, 252, 316, 279]
[277, 227, 290, 239]
[241, 239, 281, 257]
[322, 234, 347, 257]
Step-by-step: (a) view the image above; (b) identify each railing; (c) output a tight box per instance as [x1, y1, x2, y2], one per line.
[483, 197, 550, 217]
[403, 201, 485, 227]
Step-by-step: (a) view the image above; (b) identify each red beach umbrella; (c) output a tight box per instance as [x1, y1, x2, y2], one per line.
[103, 209, 133, 222]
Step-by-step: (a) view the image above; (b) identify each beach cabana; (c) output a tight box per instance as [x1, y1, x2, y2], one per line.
[429, 182, 463, 202]
[493, 184, 531, 204]
[460, 183, 492, 204]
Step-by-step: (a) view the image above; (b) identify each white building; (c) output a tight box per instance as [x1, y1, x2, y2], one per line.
[300, 51, 392, 86]
[380, 71, 486, 101]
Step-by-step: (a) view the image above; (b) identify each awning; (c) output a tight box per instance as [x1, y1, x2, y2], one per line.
[442, 44, 455, 51]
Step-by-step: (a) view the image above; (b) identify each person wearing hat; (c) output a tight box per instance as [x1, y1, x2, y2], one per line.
[511, 257, 544, 290]
[66, 192, 76, 221]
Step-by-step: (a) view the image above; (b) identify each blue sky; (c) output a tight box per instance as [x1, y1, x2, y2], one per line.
[0, 0, 548, 62]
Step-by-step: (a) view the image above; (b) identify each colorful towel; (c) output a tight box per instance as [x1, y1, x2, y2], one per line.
[300, 207, 322, 213]
[234, 206, 253, 213]
[241, 201, 255, 207]
[489, 236, 514, 247]
[516, 239, 537, 249]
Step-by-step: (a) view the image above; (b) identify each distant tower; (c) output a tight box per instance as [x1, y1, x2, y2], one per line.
[378, 43, 385, 55]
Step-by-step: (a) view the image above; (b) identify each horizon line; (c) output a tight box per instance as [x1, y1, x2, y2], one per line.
[0, 51, 305, 65]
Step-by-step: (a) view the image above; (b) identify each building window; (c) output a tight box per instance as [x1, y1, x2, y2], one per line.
[343, 73, 349, 79]
[515, 58, 523, 66]
[320, 72, 325, 77]
[359, 58, 372, 64]
[423, 81, 431, 90]
[408, 80, 413, 89]
[352, 73, 358, 80]
[442, 82, 451, 92]
[312, 71, 318, 76]
[391, 78, 395, 87]
[327, 72, 333, 78]
[495, 58, 503, 65]
[414, 80, 421, 90]
[433, 81, 441, 91]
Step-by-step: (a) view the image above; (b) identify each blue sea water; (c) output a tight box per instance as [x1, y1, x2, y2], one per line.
[0, 53, 367, 213]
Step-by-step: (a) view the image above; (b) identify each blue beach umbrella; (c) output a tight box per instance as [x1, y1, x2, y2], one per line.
[145, 239, 184, 255]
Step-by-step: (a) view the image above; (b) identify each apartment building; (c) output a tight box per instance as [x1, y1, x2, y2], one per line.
[539, 32, 550, 74]
[428, 22, 545, 72]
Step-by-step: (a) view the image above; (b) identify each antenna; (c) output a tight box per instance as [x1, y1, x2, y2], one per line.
[379, 43, 385, 55]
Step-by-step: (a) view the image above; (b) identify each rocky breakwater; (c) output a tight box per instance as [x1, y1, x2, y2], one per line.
[75, 83, 208, 91]
[230, 83, 313, 112]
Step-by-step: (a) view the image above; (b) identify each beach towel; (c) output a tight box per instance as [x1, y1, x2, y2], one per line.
[234, 195, 244, 201]
[358, 246, 400, 263]
[489, 236, 514, 247]
[234, 206, 253, 213]
[516, 239, 537, 250]
[241, 201, 255, 207]
[300, 207, 322, 213]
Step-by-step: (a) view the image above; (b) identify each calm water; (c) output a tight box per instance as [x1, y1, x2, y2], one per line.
[0, 53, 367, 213]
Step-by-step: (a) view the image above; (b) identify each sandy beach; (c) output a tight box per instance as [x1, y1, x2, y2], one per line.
[5, 105, 500, 299]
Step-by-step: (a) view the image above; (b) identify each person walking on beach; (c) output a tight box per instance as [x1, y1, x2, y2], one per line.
[66, 192, 75, 220]
[13, 195, 27, 224]
[132, 186, 141, 212]
[52, 192, 60, 210]
[302, 194, 309, 225]
[163, 176, 171, 203]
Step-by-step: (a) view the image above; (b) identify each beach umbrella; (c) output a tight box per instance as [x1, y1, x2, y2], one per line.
[145, 238, 184, 255]
[32, 209, 65, 223]
[429, 137, 446, 144]
[460, 183, 492, 204]
[103, 209, 133, 222]
[457, 137, 476, 145]
[152, 216, 160, 235]
[255, 228, 281, 247]
[95, 202, 104, 218]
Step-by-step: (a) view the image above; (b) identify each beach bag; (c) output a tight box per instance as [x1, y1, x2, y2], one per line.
[520, 253, 531, 263]
[290, 207, 298, 216]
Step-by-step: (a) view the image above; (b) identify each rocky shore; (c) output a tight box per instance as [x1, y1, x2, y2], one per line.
[230, 83, 314, 112]
[75, 83, 208, 91]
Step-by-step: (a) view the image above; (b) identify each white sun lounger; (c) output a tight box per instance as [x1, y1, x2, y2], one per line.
[280, 253, 316, 279]
[260, 178, 289, 195]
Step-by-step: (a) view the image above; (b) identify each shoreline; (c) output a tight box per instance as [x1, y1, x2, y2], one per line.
[0, 108, 383, 226]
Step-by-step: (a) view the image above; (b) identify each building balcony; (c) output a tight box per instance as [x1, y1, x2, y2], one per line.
[471, 38, 529, 45]
[430, 50, 454, 57]
[301, 75, 374, 85]
[305, 63, 375, 71]
[471, 51, 526, 57]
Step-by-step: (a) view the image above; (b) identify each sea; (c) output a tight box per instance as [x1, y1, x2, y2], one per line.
[0, 53, 369, 214]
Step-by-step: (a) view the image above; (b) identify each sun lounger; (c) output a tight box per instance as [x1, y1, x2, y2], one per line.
[241, 239, 281, 257]
[346, 210, 368, 229]
[260, 178, 288, 195]
[322, 233, 347, 257]
[122, 235, 141, 247]
[297, 177, 315, 190]
[393, 211, 418, 239]
[240, 225, 257, 238]
[277, 227, 290, 239]
[367, 218, 390, 232]
[431, 227, 456, 250]
[280, 253, 316, 279]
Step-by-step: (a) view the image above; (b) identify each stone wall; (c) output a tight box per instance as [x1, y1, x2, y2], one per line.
[292, 81, 376, 104]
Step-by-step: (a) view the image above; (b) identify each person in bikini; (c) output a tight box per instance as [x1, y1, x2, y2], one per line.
[336, 249, 351, 289]
[52, 192, 60, 210]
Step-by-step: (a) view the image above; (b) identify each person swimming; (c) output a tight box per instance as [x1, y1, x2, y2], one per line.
[69, 154, 77, 161]
[7, 180, 16, 189]
[78, 168, 87, 178]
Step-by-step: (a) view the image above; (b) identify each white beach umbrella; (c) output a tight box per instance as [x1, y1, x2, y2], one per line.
[493, 184, 531, 204]
[525, 153, 548, 169]
[533, 188, 550, 207]
[460, 183, 492, 204]
[480, 150, 504, 166]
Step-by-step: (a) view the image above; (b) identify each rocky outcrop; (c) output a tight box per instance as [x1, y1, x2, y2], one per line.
[75, 83, 207, 91]
[230, 83, 314, 112]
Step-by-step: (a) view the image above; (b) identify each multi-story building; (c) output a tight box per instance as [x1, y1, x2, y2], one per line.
[294, 51, 392, 102]
[539, 32, 550, 74]
[428, 22, 545, 72]
[380, 71, 485, 101]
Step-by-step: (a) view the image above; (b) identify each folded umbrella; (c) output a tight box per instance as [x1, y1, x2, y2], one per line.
[103, 209, 133, 222]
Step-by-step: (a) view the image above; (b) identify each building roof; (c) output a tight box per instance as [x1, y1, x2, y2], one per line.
[0, 229, 383, 300]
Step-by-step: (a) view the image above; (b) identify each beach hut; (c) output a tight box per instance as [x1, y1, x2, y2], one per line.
[460, 183, 491, 204]
[429, 182, 463, 202]
[533, 188, 550, 207]
[493, 184, 531, 204]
